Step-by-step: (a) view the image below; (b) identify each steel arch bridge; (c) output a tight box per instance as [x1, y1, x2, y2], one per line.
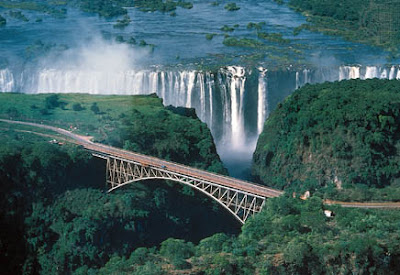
[0, 119, 284, 224]
[93, 154, 278, 224]
[3, 119, 400, 224]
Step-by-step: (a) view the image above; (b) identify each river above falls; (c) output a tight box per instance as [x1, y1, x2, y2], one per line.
[0, 0, 395, 68]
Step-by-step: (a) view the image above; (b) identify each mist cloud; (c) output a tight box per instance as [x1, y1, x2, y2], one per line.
[40, 35, 148, 72]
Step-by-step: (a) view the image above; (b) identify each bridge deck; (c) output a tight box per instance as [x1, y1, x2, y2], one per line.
[85, 142, 283, 198]
[0, 119, 283, 198]
[3, 119, 400, 210]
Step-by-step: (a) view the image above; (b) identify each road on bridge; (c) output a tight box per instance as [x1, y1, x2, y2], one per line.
[2, 118, 400, 209]
[0, 119, 283, 198]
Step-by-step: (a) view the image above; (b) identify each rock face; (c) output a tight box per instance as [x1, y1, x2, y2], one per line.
[252, 79, 400, 193]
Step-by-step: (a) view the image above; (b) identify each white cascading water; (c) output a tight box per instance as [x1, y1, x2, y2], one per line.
[36, 69, 159, 94]
[198, 72, 206, 122]
[296, 68, 313, 88]
[339, 66, 360, 80]
[303, 69, 311, 84]
[207, 73, 214, 133]
[365, 66, 378, 79]
[225, 66, 246, 148]
[0, 69, 14, 92]
[380, 68, 388, 79]
[389, 66, 396, 80]
[186, 72, 196, 108]
[257, 67, 268, 135]
[218, 71, 231, 142]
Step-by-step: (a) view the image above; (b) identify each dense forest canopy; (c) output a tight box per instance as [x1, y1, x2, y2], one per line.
[97, 196, 400, 274]
[253, 79, 400, 201]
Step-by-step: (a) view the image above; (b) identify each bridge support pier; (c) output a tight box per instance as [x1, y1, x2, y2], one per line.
[100, 156, 266, 224]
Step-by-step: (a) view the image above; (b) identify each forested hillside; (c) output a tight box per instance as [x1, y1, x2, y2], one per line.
[0, 94, 238, 274]
[97, 196, 400, 274]
[253, 79, 400, 201]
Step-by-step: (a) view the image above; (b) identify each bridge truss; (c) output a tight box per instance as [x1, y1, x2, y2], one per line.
[94, 155, 266, 224]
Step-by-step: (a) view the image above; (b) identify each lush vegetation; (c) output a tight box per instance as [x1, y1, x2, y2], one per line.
[288, 0, 400, 54]
[0, 93, 225, 173]
[253, 79, 400, 201]
[0, 14, 5, 26]
[0, 93, 240, 274]
[0, 1, 67, 17]
[97, 196, 400, 274]
[218, 19, 303, 67]
[2, 88, 400, 274]
[205, 33, 216, 40]
[113, 14, 131, 29]
[0, 0, 193, 18]
[257, 32, 290, 44]
[132, 0, 193, 13]
[79, 0, 128, 17]
[247, 21, 266, 31]
[224, 3, 240, 11]
[2, 91, 400, 274]
[223, 37, 264, 48]
[220, 25, 235, 32]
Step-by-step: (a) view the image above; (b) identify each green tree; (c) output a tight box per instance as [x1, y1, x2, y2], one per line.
[72, 103, 84, 111]
[0, 15, 6, 26]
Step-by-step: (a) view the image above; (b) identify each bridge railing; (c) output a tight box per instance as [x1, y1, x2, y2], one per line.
[86, 142, 283, 198]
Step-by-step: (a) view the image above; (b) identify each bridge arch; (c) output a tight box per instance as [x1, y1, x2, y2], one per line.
[104, 157, 266, 224]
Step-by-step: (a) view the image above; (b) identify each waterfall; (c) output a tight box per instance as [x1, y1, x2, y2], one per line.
[226, 66, 246, 148]
[160, 72, 166, 101]
[198, 73, 206, 122]
[207, 73, 214, 131]
[186, 71, 195, 108]
[365, 66, 378, 79]
[389, 66, 396, 80]
[350, 66, 360, 79]
[336, 65, 400, 80]
[36, 69, 160, 94]
[150, 71, 158, 93]
[303, 69, 311, 84]
[380, 68, 388, 79]
[218, 71, 231, 144]
[339, 66, 360, 80]
[257, 68, 267, 135]
[0, 69, 14, 92]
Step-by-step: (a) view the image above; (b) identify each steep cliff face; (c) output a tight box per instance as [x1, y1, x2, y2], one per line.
[253, 79, 400, 195]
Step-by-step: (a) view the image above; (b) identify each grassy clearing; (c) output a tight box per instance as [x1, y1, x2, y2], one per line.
[0, 93, 164, 141]
[0, 92, 226, 172]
